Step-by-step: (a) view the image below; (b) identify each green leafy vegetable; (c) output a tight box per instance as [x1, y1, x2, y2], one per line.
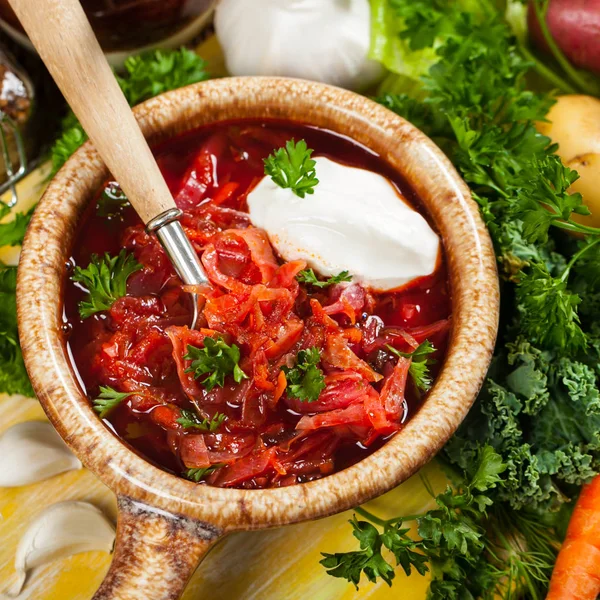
[263, 139, 319, 198]
[92, 386, 133, 418]
[116, 48, 209, 106]
[177, 409, 226, 432]
[50, 121, 87, 177]
[0, 267, 33, 397]
[184, 337, 248, 391]
[387, 340, 437, 392]
[0, 205, 34, 248]
[185, 465, 221, 482]
[72, 249, 142, 319]
[282, 347, 326, 403]
[296, 268, 352, 288]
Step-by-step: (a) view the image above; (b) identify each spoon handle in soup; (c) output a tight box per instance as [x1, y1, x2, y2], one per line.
[7, 0, 209, 291]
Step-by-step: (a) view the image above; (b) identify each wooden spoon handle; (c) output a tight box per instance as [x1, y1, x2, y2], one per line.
[8, 0, 175, 224]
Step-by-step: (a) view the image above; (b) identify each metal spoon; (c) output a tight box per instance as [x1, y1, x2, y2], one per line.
[8, 0, 208, 328]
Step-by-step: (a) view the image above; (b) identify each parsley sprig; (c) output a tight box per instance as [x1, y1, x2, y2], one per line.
[264, 139, 319, 198]
[282, 347, 326, 402]
[92, 385, 133, 418]
[184, 337, 248, 391]
[296, 269, 352, 288]
[177, 409, 226, 432]
[72, 250, 142, 319]
[387, 340, 437, 393]
[321, 446, 507, 590]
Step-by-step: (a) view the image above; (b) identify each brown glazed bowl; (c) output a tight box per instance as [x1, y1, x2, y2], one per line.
[17, 77, 499, 600]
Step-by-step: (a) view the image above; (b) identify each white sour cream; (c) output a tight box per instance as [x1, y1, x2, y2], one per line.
[247, 156, 440, 291]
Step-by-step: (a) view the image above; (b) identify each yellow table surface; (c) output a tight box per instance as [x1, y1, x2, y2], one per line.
[0, 37, 446, 599]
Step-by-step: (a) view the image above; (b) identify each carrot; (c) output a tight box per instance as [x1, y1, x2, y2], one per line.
[547, 475, 600, 599]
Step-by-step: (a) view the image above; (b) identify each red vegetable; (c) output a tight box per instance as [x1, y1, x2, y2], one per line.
[528, 0, 600, 76]
[65, 120, 451, 488]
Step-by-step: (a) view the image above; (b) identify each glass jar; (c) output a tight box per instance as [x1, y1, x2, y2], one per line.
[0, 0, 215, 58]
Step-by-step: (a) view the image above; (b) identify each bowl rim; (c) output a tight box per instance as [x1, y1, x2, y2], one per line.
[16, 76, 499, 531]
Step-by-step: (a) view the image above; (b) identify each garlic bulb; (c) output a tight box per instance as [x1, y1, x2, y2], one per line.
[3, 501, 115, 597]
[0, 421, 81, 487]
[214, 0, 382, 90]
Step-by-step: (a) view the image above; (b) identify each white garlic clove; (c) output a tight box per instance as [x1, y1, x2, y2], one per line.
[0, 421, 82, 487]
[215, 0, 383, 91]
[3, 501, 115, 597]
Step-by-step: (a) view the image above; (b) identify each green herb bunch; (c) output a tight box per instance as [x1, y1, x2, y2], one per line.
[324, 0, 600, 596]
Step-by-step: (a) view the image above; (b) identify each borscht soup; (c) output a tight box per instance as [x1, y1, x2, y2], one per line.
[64, 119, 451, 489]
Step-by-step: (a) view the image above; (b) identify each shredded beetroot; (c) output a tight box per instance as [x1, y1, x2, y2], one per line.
[65, 119, 452, 488]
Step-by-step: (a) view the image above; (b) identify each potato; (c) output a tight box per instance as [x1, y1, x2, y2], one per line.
[567, 153, 600, 229]
[536, 95, 600, 229]
[528, 0, 600, 76]
[537, 95, 600, 161]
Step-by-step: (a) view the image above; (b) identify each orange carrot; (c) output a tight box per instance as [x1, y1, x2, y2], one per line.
[547, 475, 600, 599]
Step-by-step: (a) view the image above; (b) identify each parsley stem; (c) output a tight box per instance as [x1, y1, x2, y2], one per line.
[354, 506, 422, 527]
[551, 219, 600, 236]
[354, 506, 388, 527]
[560, 238, 600, 282]
[518, 44, 577, 95]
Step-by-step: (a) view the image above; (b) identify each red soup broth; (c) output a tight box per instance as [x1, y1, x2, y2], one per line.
[64, 119, 452, 489]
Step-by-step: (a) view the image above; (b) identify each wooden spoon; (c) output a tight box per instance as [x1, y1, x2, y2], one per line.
[8, 0, 209, 326]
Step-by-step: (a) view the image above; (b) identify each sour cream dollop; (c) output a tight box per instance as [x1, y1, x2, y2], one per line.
[247, 156, 440, 291]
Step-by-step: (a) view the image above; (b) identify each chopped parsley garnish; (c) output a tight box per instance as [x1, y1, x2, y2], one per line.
[387, 340, 437, 392]
[92, 386, 133, 418]
[184, 465, 221, 482]
[297, 268, 352, 288]
[282, 347, 326, 402]
[184, 337, 248, 391]
[72, 249, 142, 319]
[264, 139, 319, 198]
[177, 409, 226, 432]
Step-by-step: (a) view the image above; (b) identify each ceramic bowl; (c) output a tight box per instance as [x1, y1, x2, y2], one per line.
[17, 77, 499, 600]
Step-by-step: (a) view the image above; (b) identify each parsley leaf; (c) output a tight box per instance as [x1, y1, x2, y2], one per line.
[177, 409, 226, 432]
[92, 385, 132, 418]
[516, 263, 587, 354]
[116, 48, 209, 107]
[72, 250, 142, 319]
[185, 465, 221, 482]
[387, 340, 437, 392]
[50, 121, 87, 177]
[184, 337, 248, 391]
[0, 206, 34, 247]
[263, 139, 319, 198]
[296, 268, 352, 288]
[321, 517, 398, 588]
[282, 347, 326, 402]
[0, 267, 33, 396]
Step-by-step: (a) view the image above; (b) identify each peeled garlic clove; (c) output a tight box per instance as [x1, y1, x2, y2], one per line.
[4, 501, 115, 597]
[0, 421, 82, 487]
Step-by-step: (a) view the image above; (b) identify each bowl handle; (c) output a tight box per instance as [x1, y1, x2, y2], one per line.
[93, 495, 223, 600]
